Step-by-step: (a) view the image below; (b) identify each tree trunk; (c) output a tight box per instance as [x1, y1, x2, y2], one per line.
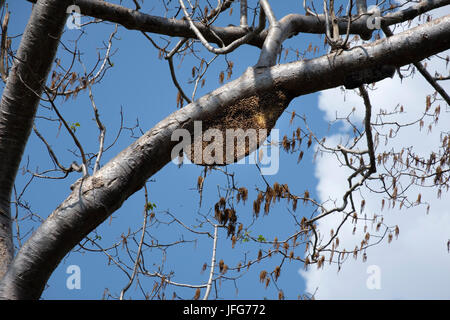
[0, 0, 70, 278]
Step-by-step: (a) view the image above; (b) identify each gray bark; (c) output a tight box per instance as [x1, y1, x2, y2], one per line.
[26, 0, 450, 44]
[0, 13, 449, 299]
[0, 0, 70, 279]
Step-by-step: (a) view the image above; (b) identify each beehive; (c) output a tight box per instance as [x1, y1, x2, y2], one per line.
[186, 89, 293, 165]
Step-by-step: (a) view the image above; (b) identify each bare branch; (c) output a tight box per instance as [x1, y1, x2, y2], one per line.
[303, 0, 318, 16]
[119, 184, 150, 300]
[164, 38, 192, 104]
[382, 26, 450, 106]
[32, 125, 72, 173]
[358, 85, 377, 174]
[87, 83, 105, 175]
[44, 91, 89, 177]
[178, 0, 258, 55]
[203, 224, 219, 300]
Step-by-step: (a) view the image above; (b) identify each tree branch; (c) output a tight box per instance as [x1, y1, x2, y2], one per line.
[25, 0, 450, 47]
[164, 38, 192, 104]
[203, 224, 218, 300]
[256, 0, 282, 67]
[178, 0, 260, 55]
[358, 85, 376, 174]
[382, 25, 450, 106]
[240, 0, 248, 28]
[119, 184, 150, 300]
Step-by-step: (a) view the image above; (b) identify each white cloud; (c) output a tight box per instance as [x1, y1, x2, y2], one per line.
[301, 13, 450, 298]
[300, 195, 450, 299]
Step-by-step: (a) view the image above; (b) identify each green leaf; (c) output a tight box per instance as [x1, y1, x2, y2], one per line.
[70, 122, 80, 132]
[241, 231, 251, 243]
[145, 202, 157, 211]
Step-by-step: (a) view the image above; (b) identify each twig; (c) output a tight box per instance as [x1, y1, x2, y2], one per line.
[435, 75, 450, 81]
[32, 126, 65, 171]
[191, 54, 219, 101]
[341, 0, 353, 48]
[203, 0, 235, 25]
[303, 0, 318, 16]
[144, 271, 208, 288]
[382, 25, 450, 106]
[358, 85, 376, 174]
[132, 0, 141, 10]
[178, 0, 259, 55]
[87, 82, 105, 174]
[120, 184, 150, 300]
[165, 38, 192, 104]
[44, 91, 89, 177]
[48, 25, 118, 97]
[203, 224, 218, 300]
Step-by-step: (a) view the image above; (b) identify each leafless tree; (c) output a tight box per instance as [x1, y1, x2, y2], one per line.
[0, 0, 449, 299]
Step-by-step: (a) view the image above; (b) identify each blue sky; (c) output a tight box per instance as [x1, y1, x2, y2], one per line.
[4, 0, 450, 300]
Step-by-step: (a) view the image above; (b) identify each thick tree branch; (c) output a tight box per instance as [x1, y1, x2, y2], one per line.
[278, 0, 450, 41]
[25, 0, 450, 46]
[164, 37, 192, 104]
[382, 25, 450, 106]
[28, 0, 267, 48]
[256, 0, 282, 67]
